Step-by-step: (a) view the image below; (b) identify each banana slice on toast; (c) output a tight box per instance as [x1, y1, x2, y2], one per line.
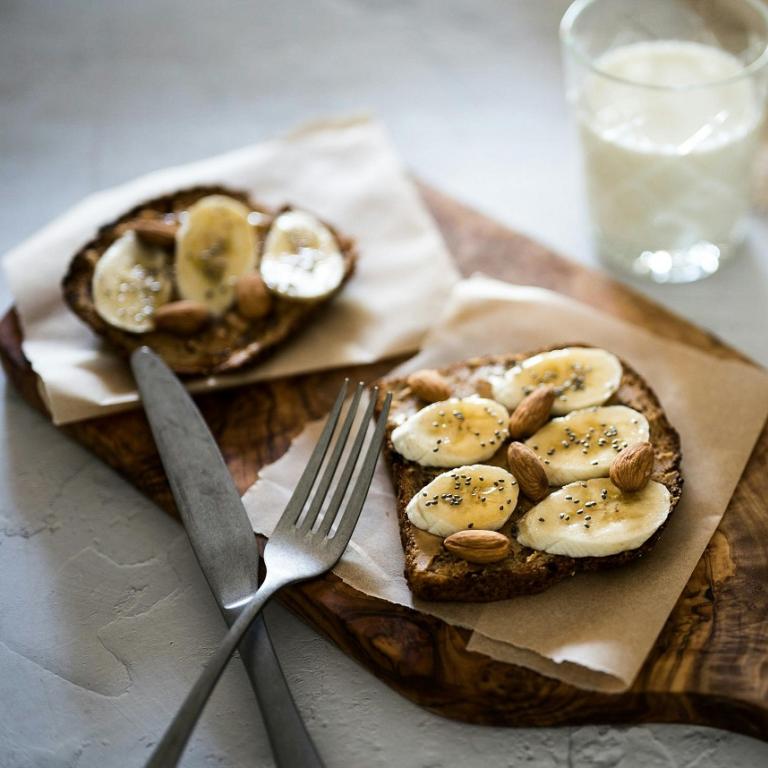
[492, 347, 622, 415]
[391, 396, 510, 468]
[92, 231, 172, 333]
[406, 464, 519, 537]
[175, 194, 257, 315]
[260, 209, 346, 301]
[516, 477, 671, 557]
[526, 405, 649, 485]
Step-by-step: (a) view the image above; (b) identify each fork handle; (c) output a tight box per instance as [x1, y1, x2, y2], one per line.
[146, 577, 287, 768]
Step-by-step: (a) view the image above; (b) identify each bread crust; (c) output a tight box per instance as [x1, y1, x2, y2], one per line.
[62, 186, 357, 375]
[375, 346, 683, 602]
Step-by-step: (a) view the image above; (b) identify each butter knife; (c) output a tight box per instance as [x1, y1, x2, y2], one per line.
[131, 347, 323, 768]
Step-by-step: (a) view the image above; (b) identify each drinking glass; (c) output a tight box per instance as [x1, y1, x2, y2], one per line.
[561, 0, 768, 283]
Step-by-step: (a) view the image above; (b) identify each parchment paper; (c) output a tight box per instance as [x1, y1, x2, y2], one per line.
[2, 117, 460, 424]
[243, 275, 768, 692]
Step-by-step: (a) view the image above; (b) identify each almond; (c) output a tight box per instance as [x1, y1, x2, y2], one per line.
[116, 217, 178, 247]
[407, 369, 451, 403]
[154, 300, 210, 335]
[235, 273, 273, 319]
[474, 378, 493, 398]
[444, 529, 510, 564]
[507, 385, 556, 439]
[506, 442, 549, 501]
[610, 441, 654, 492]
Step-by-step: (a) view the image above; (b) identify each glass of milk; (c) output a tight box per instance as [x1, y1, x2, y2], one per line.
[561, 0, 768, 282]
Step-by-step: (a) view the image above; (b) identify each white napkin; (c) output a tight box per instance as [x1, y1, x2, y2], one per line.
[243, 275, 768, 692]
[2, 117, 460, 424]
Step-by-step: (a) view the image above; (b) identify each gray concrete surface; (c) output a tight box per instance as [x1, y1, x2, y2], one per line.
[1, 1, 767, 766]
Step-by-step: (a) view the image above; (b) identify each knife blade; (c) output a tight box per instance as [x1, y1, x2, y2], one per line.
[131, 346, 323, 768]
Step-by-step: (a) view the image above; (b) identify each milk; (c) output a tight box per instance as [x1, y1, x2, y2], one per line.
[578, 41, 762, 277]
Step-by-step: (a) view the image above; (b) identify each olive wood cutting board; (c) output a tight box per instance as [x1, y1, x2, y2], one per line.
[2, 184, 767, 739]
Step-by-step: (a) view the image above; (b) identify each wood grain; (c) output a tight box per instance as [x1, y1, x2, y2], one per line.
[1, 183, 766, 738]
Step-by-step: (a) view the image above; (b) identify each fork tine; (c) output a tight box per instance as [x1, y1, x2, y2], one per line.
[330, 392, 392, 544]
[275, 379, 348, 531]
[297, 382, 365, 533]
[316, 388, 389, 539]
[315, 387, 379, 538]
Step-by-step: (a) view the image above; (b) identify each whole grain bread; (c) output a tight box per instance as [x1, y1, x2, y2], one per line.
[376, 346, 683, 602]
[62, 186, 356, 375]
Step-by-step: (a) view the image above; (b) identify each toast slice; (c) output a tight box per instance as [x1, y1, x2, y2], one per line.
[376, 346, 683, 602]
[62, 186, 356, 375]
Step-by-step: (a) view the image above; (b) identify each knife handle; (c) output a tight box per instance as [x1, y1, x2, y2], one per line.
[238, 611, 325, 768]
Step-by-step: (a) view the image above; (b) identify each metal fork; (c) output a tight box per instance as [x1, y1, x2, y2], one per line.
[146, 381, 392, 768]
